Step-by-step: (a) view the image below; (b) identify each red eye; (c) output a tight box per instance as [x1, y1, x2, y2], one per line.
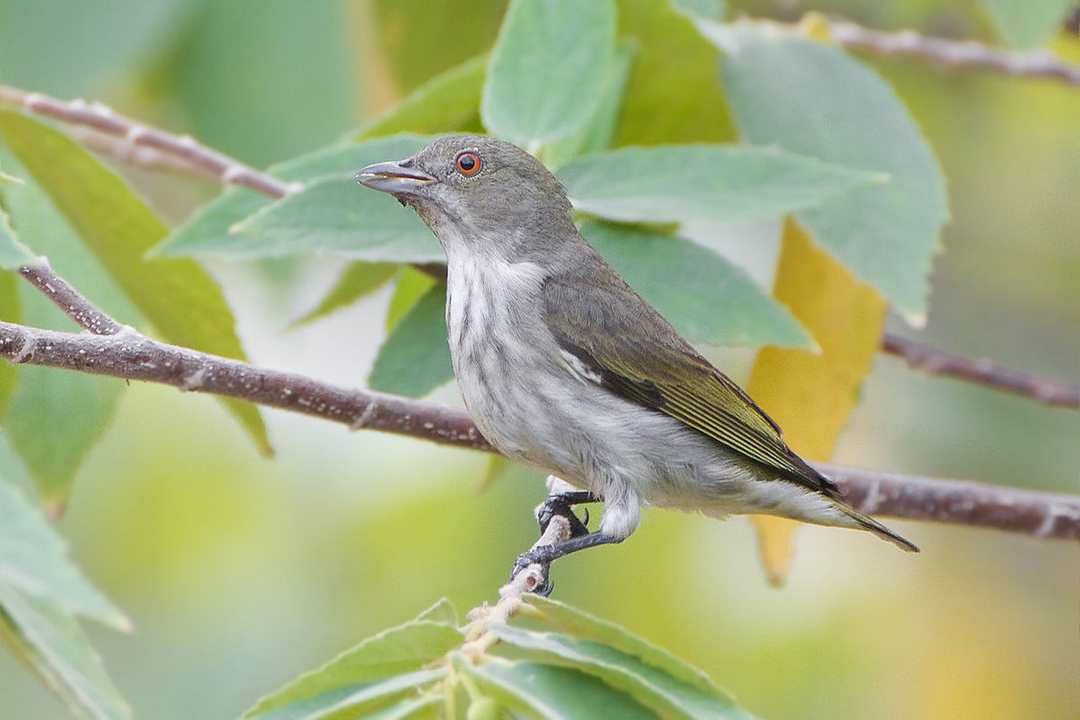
[455, 151, 481, 177]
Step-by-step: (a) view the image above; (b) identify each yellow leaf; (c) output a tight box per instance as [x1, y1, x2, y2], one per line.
[746, 219, 887, 585]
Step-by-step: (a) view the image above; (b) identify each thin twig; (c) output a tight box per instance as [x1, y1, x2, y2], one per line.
[0, 318, 1077, 541]
[19, 262, 121, 335]
[0, 86, 297, 198]
[463, 498, 572, 658]
[1, 84, 1077, 411]
[881, 334, 1079, 409]
[829, 19, 1080, 86]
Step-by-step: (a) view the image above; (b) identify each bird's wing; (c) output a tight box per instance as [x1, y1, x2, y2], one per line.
[542, 268, 837, 496]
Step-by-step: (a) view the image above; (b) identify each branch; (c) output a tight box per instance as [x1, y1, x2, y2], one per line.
[1, 316, 1077, 541]
[829, 19, 1080, 86]
[19, 262, 121, 335]
[0, 86, 297, 199]
[881, 334, 1079, 408]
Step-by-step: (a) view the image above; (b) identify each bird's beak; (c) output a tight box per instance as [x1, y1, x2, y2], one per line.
[354, 159, 436, 195]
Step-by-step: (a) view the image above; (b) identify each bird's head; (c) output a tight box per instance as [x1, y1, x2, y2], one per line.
[355, 135, 575, 258]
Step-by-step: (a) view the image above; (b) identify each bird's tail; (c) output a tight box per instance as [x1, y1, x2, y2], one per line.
[837, 504, 919, 552]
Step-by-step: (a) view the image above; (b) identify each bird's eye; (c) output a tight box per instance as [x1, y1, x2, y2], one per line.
[455, 151, 481, 177]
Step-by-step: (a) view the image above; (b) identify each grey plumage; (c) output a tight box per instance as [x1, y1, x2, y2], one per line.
[357, 135, 917, 563]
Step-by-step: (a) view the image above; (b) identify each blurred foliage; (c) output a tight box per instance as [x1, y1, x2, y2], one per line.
[0, 0, 1077, 719]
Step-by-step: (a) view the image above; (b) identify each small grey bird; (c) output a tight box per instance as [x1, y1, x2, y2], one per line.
[357, 135, 917, 578]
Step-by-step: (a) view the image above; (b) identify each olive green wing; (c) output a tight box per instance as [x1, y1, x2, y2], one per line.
[543, 269, 836, 496]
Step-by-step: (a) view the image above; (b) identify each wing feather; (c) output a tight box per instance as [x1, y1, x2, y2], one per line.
[543, 266, 836, 496]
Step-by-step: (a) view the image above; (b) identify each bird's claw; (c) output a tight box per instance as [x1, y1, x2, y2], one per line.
[509, 549, 553, 596]
[536, 497, 590, 539]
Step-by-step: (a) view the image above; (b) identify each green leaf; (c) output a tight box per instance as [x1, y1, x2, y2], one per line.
[369, 287, 452, 398]
[520, 595, 716, 695]
[714, 25, 948, 324]
[386, 267, 439, 331]
[0, 585, 130, 720]
[357, 695, 440, 720]
[305, 668, 446, 720]
[490, 625, 748, 719]
[156, 135, 432, 260]
[982, 0, 1074, 48]
[482, 0, 617, 146]
[0, 477, 129, 630]
[413, 598, 459, 628]
[560, 145, 881, 225]
[0, 111, 272, 455]
[372, 0, 506, 95]
[357, 55, 488, 140]
[0, 169, 20, 185]
[543, 42, 636, 170]
[614, 0, 736, 145]
[292, 262, 398, 327]
[0, 205, 36, 269]
[229, 178, 440, 263]
[581, 222, 811, 348]
[244, 620, 462, 720]
[459, 657, 656, 720]
[162, 0, 356, 167]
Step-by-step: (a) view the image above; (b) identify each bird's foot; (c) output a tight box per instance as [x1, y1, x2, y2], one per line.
[510, 549, 555, 596]
[535, 492, 596, 539]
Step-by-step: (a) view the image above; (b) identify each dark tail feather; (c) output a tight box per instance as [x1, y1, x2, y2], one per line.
[841, 505, 920, 552]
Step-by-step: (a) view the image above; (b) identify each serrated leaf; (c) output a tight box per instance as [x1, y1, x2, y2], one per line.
[713, 25, 948, 323]
[0, 111, 272, 456]
[357, 55, 488, 140]
[483, 0, 617, 146]
[0, 477, 129, 630]
[369, 286, 452, 398]
[0, 205, 36, 268]
[155, 135, 432, 259]
[228, 177, 440, 263]
[0, 149, 135, 506]
[490, 625, 749, 719]
[458, 657, 656, 719]
[519, 595, 719, 695]
[746, 219, 888, 585]
[0, 584, 130, 720]
[560, 145, 881, 226]
[543, 42, 636, 170]
[982, 0, 1074, 48]
[244, 620, 462, 720]
[614, 0, 736, 145]
[292, 262, 398, 327]
[581, 222, 811, 348]
[413, 598, 459, 628]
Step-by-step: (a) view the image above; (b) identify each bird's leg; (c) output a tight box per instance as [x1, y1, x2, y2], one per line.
[511, 532, 624, 589]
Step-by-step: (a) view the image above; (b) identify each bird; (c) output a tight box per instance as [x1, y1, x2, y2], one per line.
[356, 135, 918, 582]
